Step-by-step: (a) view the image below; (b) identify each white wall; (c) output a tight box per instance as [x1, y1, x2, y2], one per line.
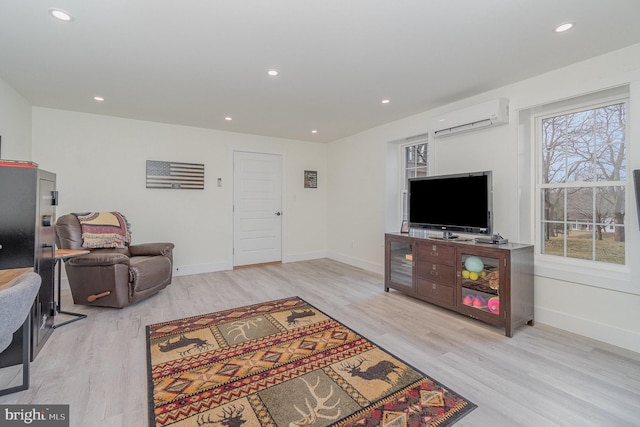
[327, 43, 640, 353]
[326, 132, 389, 273]
[0, 77, 32, 160]
[31, 108, 328, 275]
[5, 43, 640, 353]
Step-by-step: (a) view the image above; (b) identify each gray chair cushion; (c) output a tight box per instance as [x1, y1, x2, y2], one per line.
[0, 272, 41, 352]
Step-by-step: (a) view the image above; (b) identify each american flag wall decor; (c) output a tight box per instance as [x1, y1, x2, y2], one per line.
[146, 160, 205, 189]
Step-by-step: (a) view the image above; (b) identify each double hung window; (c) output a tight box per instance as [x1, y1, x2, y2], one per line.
[401, 140, 429, 220]
[537, 100, 627, 265]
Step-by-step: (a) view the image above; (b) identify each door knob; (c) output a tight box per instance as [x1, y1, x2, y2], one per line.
[275, 212, 282, 216]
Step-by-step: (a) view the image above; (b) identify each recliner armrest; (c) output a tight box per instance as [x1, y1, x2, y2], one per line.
[129, 242, 174, 257]
[67, 252, 130, 267]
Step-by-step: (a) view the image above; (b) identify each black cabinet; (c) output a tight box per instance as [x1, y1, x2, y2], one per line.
[0, 163, 57, 361]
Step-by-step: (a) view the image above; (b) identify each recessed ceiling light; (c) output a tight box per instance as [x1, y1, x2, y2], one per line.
[311, 130, 318, 134]
[381, 99, 390, 104]
[267, 70, 279, 77]
[93, 96, 104, 102]
[225, 116, 233, 121]
[555, 22, 574, 33]
[49, 8, 73, 22]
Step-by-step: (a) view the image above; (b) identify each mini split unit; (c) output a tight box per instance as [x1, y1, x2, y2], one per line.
[430, 98, 509, 138]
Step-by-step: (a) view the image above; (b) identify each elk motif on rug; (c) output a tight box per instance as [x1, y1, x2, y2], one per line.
[286, 309, 315, 326]
[289, 376, 342, 427]
[339, 357, 401, 385]
[197, 404, 246, 427]
[157, 334, 214, 357]
[146, 297, 477, 427]
[227, 317, 265, 343]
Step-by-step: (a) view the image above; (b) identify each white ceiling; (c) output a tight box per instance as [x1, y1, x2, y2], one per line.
[1, 1, 640, 143]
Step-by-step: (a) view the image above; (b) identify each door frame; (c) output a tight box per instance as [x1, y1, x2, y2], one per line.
[231, 150, 286, 268]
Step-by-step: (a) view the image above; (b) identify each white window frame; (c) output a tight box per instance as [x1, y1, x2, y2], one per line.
[531, 89, 636, 294]
[399, 135, 430, 221]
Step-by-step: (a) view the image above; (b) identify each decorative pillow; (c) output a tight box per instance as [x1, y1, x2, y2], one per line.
[74, 212, 131, 249]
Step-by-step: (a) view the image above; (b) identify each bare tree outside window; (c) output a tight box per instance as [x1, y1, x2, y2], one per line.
[539, 102, 626, 264]
[402, 142, 428, 220]
[405, 143, 428, 181]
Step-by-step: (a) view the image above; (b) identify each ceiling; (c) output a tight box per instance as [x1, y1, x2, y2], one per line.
[1, 1, 640, 143]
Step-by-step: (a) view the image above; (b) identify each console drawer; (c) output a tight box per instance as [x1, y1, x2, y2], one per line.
[416, 262, 455, 285]
[417, 243, 455, 265]
[416, 279, 455, 307]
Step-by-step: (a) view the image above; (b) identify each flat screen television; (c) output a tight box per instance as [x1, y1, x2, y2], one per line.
[408, 171, 492, 238]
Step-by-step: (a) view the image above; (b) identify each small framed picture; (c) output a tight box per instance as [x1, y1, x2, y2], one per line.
[304, 170, 318, 188]
[401, 220, 409, 233]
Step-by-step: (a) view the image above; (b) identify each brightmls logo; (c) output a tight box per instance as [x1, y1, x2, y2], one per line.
[1, 405, 69, 426]
[4, 408, 46, 423]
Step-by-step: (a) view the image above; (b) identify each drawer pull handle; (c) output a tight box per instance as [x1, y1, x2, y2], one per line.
[430, 251, 439, 257]
[430, 271, 439, 276]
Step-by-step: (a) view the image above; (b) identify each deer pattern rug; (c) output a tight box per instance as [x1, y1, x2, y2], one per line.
[146, 296, 476, 427]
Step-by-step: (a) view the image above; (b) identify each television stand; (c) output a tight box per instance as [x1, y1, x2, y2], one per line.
[384, 232, 534, 337]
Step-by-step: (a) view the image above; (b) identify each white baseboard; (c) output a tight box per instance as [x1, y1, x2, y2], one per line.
[535, 306, 640, 353]
[326, 252, 383, 275]
[174, 261, 231, 277]
[283, 251, 328, 263]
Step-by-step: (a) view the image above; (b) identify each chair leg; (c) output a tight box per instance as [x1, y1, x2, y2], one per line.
[0, 317, 30, 396]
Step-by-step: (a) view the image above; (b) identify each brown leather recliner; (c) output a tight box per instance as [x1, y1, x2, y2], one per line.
[55, 214, 174, 308]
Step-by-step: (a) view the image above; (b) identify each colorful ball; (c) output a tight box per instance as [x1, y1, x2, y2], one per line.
[463, 294, 475, 306]
[472, 295, 486, 307]
[464, 256, 484, 273]
[488, 297, 500, 314]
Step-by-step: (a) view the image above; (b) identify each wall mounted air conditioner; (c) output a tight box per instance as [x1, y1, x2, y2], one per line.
[430, 98, 509, 138]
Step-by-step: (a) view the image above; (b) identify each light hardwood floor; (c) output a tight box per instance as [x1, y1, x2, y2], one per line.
[1, 259, 639, 426]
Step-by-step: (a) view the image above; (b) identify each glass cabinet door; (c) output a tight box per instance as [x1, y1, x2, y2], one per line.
[388, 240, 413, 292]
[458, 252, 503, 319]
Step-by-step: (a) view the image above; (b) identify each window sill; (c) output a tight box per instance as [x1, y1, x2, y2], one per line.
[534, 255, 638, 296]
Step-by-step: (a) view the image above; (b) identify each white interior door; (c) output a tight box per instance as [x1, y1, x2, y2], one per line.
[233, 151, 282, 267]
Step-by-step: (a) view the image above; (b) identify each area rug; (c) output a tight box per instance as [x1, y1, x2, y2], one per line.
[146, 296, 476, 427]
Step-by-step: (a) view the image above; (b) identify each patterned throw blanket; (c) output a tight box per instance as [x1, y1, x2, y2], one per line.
[74, 212, 131, 249]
